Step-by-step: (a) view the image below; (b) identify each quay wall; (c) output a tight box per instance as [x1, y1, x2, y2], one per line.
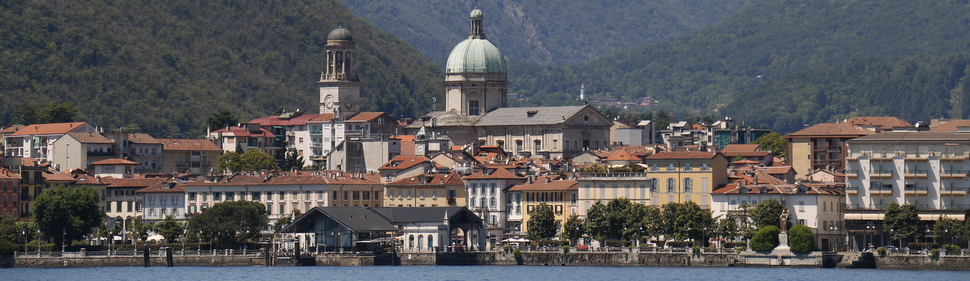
[6, 255, 263, 268]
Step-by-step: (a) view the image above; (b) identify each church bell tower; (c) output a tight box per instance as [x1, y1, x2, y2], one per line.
[319, 26, 361, 120]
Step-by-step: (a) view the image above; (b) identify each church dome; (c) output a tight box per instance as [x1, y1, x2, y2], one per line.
[470, 8, 483, 18]
[327, 27, 353, 42]
[446, 38, 506, 74]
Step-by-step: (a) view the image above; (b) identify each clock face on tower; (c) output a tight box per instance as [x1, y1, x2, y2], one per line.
[324, 95, 335, 109]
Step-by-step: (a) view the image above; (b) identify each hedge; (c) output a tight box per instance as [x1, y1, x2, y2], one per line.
[750, 226, 780, 252]
[788, 225, 816, 253]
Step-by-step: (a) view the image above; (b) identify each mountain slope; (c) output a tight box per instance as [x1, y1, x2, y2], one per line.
[338, 0, 755, 65]
[507, 0, 970, 131]
[0, 0, 441, 138]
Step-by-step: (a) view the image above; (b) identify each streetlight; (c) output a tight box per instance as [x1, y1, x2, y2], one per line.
[829, 225, 838, 251]
[865, 222, 875, 251]
[62, 228, 66, 253]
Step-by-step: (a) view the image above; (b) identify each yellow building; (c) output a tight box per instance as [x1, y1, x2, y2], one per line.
[643, 151, 727, 209]
[510, 176, 577, 237]
[384, 173, 467, 207]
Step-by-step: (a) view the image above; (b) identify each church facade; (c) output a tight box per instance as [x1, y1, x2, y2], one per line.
[407, 7, 612, 160]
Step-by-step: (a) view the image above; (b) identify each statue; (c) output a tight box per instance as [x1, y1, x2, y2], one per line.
[779, 208, 790, 234]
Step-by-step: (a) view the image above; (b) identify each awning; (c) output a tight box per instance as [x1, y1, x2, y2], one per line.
[844, 213, 965, 221]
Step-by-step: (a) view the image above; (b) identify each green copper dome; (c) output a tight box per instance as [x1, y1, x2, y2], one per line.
[470, 8, 483, 18]
[446, 38, 506, 74]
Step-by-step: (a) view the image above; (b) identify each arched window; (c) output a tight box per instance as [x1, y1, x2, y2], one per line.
[409, 235, 415, 249]
[418, 235, 424, 251]
[428, 235, 434, 249]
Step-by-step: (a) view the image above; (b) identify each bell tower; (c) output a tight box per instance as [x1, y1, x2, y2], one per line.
[319, 26, 361, 120]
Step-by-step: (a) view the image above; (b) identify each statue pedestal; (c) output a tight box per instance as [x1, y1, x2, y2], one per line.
[771, 233, 793, 256]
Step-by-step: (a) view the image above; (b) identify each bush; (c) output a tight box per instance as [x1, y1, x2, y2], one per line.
[943, 244, 961, 254]
[502, 244, 514, 253]
[876, 247, 887, 257]
[604, 240, 632, 247]
[723, 242, 746, 248]
[704, 246, 717, 252]
[539, 239, 568, 247]
[736, 246, 747, 252]
[691, 246, 701, 256]
[908, 243, 939, 250]
[562, 245, 571, 254]
[750, 226, 780, 252]
[0, 240, 18, 257]
[788, 225, 816, 253]
[665, 241, 692, 248]
[930, 248, 940, 259]
[512, 249, 523, 264]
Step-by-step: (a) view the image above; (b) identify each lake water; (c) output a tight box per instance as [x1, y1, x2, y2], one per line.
[2, 266, 966, 281]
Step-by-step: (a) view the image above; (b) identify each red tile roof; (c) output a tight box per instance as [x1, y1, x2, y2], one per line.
[126, 133, 160, 144]
[347, 112, 388, 122]
[67, 132, 115, 144]
[379, 156, 431, 171]
[104, 178, 167, 188]
[156, 139, 223, 151]
[845, 117, 912, 130]
[509, 178, 577, 191]
[604, 149, 641, 161]
[210, 126, 275, 138]
[464, 167, 523, 179]
[309, 113, 336, 122]
[930, 120, 970, 131]
[181, 172, 382, 186]
[91, 158, 138, 165]
[386, 173, 465, 187]
[249, 114, 320, 127]
[0, 125, 25, 134]
[711, 182, 844, 196]
[42, 172, 77, 182]
[136, 181, 185, 194]
[787, 123, 876, 138]
[11, 122, 89, 136]
[645, 151, 717, 160]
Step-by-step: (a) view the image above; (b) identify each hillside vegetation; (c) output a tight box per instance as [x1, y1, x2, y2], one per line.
[507, 0, 970, 133]
[0, 0, 441, 137]
[339, 0, 754, 65]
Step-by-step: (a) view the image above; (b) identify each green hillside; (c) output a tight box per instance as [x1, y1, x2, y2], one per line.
[0, 0, 441, 138]
[507, 0, 970, 132]
[338, 0, 754, 65]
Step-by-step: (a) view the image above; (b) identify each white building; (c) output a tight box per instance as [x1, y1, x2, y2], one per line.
[137, 180, 186, 221]
[4, 122, 96, 161]
[463, 166, 526, 232]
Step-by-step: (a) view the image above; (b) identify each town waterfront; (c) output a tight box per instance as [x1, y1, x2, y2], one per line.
[3, 266, 967, 281]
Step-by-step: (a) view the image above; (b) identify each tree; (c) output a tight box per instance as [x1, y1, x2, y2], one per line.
[675, 201, 714, 244]
[884, 202, 922, 242]
[188, 200, 268, 249]
[12, 102, 38, 125]
[750, 199, 786, 229]
[154, 215, 186, 244]
[206, 109, 239, 130]
[42, 102, 78, 123]
[627, 204, 662, 244]
[273, 208, 304, 233]
[789, 225, 816, 253]
[562, 215, 585, 245]
[933, 216, 965, 246]
[528, 203, 557, 241]
[753, 132, 789, 157]
[33, 186, 104, 248]
[217, 149, 280, 173]
[750, 225, 780, 252]
[714, 214, 742, 244]
[282, 148, 305, 171]
[0, 215, 21, 243]
[127, 216, 153, 246]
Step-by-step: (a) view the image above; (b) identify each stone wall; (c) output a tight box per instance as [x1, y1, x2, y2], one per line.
[11, 255, 263, 268]
[876, 255, 970, 270]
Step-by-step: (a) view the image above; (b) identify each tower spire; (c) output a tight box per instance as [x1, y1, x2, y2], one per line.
[468, 5, 485, 39]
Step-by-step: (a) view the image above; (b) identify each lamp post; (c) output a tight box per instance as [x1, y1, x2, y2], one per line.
[865, 222, 875, 251]
[62, 228, 66, 253]
[829, 225, 838, 251]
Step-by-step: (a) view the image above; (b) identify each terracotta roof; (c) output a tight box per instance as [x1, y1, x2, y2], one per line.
[347, 112, 388, 122]
[0, 125, 25, 134]
[722, 151, 772, 157]
[787, 123, 876, 138]
[136, 181, 185, 194]
[604, 149, 641, 161]
[690, 124, 708, 130]
[11, 122, 89, 136]
[464, 167, 523, 179]
[72, 174, 107, 185]
[711, 182, 844, 196]
[509, 178, 577, 191]
[386, 173, 465, 187]
[42, 172, 77, 182]
[91, 158, 138, 165]
[731, 159, 761, 165]
[156, 139, 223, 151]
[929, 120, 970, 132]
[720, 144, 761, 152]
[845, 117, 912, 130]
[0, 168, 22, 180]
[764, 166, 795, 175]
[309, 113, 336, 122]
[645, 151, 717, 160]
[104, 178, 167, 188]
[67, 132, 114, 144]
[182, 172, 382, 186]
[379, 156, 431, 171]
[249, 113, 320, 127]
[126, 133, 160, 144]
[211, 126, 275, 138]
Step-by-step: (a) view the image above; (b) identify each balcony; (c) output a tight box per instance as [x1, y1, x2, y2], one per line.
[310, 142, 322, 148]
[845, 170, 859, 178]
[940, 170, 968, 178]
[903, 170, 928, 178]
[870, 170, 893, 178]
[87, 151, 115, 157]
[309, 130, 323, 135]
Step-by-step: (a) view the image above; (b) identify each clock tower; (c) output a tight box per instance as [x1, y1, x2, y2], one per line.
[319, 26, 361, 120]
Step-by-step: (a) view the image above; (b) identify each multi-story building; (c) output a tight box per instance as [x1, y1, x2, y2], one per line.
[0, 168, 22, 218]
[249, 111, 319, 167]
[384, 173, 466, 207]
[137, 180, 185, 221]
[102, 178, 164, 220]
[50, 132, 116, 171]
[711, 170, 845, 251]
[207, 123, 281, 160]
[643, 151, 728, 208]
[844, 131, 970, 249]
[104, 133, 164, 174]
[577, 170, 653, 217]
[3, 122, 96, 162]
[510, 176, 578, 237]
[156, 139, 222, 174]
[464, 166, 526, 231]
[787, 122, 876, 175]
[378, 156, 433, 183]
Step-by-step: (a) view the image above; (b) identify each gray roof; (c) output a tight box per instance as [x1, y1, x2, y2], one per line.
[408, 110, 481, 128]
[369, 207, 479, 224]
[849, 131, 970, 142]
[284, 207, 397, 233]
[474, 106, 588, 126]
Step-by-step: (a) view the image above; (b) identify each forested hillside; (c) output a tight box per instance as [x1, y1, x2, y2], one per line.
[0, 0, 441, 138]
[508, 0, 970, 133]
[339, 0, 754, 65]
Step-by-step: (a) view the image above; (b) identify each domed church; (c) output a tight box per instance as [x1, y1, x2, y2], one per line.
[406, 7, 612, 160]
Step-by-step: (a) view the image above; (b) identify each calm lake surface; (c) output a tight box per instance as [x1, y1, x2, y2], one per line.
[3, 266, 967, 281]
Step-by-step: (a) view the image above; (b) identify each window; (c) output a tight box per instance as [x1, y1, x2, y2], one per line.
[700, 163, 710, 171]
[448, 190, 457, 198]
[363, 191, 370, 200]
[650, 178, 659, 193]
[515, 140, 523, 151]
[702, 178, 709, 192]
[189, 192, 197, 201]
[534, 140, 542, 151]
[353, 191, 360, 200]
[667, 163, 675, 172]
[683, 164, 692, 171]
[419, 190, 425, 199]
[213, 192, 222, 201]
[468, 100, 480, 116]
[471, 183, 478, 195]
[650, 164, 659, 172]
[683, 178, 693, 193]
[279, 203, 285, 214]
[252, 192, 261, 201]
[490, 198, 496, 208]
[667, 178, 676, 193]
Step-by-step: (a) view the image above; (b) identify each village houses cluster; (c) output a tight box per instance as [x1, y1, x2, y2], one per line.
[2, 7, 969, 253]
